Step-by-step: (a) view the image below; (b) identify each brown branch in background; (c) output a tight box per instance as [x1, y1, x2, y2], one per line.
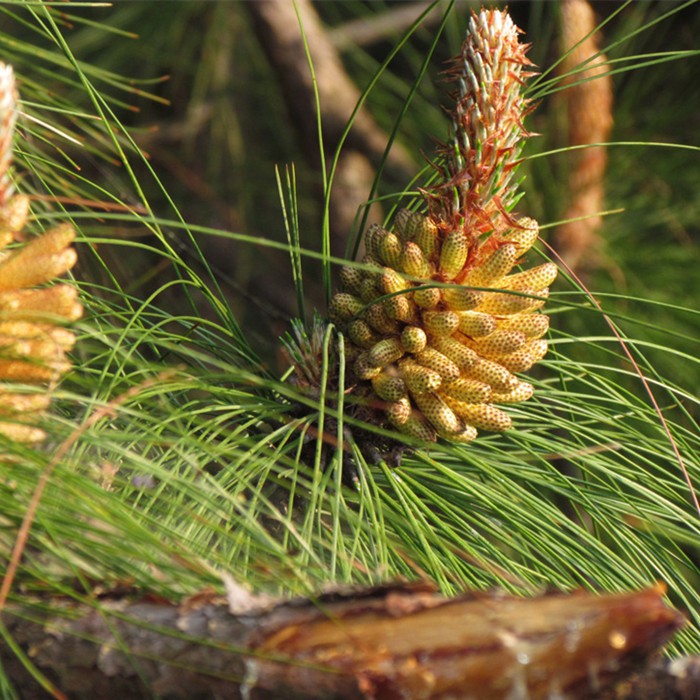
[0, 583, 691, 699]
[245, 0, 417, 254]
[553, 0, 613, 272]
[328, 1, 440, 51]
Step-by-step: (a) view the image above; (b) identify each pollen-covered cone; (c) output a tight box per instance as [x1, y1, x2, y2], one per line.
[0, 62, 82, 443]
[330, 10, 555, 448]
[0, 197, 82, 442]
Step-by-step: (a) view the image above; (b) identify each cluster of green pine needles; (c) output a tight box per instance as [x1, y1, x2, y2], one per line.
[0, 2, 698, 687]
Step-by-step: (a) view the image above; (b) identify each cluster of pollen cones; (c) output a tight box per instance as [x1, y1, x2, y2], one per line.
[0, 63, 81, 443]
[329, 9, 556, 446]
[332, 213, 554, 444]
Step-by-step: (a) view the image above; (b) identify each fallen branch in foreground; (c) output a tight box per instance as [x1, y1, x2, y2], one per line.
[1, 581, 694, 699]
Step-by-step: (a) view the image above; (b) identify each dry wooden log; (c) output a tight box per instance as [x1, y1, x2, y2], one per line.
[0, 582, 688, 699]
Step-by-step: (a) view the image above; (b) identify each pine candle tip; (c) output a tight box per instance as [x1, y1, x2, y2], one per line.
[431, 6, 535, 234]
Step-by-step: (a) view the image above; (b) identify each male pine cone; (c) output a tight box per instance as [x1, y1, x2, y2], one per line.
[330, 9, 556, 445]
[0, 63, 81, 443]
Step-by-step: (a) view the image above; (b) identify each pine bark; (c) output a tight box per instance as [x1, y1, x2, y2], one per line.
[0, 583, 690, 699]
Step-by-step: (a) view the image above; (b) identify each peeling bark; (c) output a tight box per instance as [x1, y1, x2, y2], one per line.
[0, 584, 688, 699]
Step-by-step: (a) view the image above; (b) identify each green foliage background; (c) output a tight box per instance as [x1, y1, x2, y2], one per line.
[0, 0, 698, 691]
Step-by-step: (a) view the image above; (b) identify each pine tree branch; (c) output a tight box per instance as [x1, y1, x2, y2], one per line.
[245, 0, 415, 176]
[0, 583, 687, 699]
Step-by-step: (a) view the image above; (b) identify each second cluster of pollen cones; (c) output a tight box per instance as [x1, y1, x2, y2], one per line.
[0, 196, 81, 442]
[0, 64, 81, 443]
